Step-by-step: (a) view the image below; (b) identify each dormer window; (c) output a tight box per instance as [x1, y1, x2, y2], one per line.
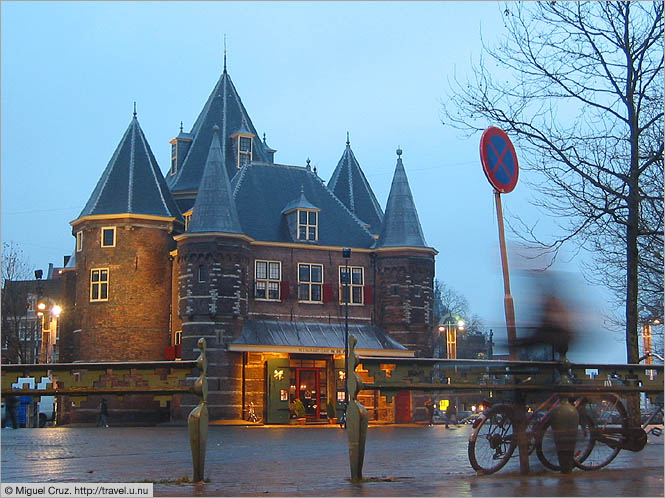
[298, 210, 318, 241]
[183, 210, 193, 231]
[231, 132, 254, 169]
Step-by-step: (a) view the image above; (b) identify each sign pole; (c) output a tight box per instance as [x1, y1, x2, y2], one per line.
[493, 190, 517, 361]
[494, 190, 529, 475]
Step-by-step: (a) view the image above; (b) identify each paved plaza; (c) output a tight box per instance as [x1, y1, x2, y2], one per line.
[1, 424, 663, 496]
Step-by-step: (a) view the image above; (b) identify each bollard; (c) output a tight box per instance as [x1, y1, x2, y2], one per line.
[188, 338, 209, 483]
[346, 334, 369, 481]
[549, 397, 579, 473]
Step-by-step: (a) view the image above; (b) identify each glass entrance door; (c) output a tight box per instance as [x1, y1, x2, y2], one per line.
[296, 369, 320, 419]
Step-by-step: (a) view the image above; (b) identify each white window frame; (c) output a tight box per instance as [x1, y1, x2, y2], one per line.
[339, 266, 364, 305]
[183, 212, 192, 231]
[76, 231, 83, 252]
[297, 209, 319, 241]
[255, 260, 282, 301]
[298, 263, 323, 303]
[90, 268, 109, 302]
[101, 227, 116, 248]
[237, 135, 253, 169]
[174, 330, 182, 345]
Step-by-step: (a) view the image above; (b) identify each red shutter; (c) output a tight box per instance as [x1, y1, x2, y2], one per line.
[165, 346, 176, 361]
[280, 281, 290, 300]
[175, 344, 182, 359]
[323, 283, 334, 303]
[363, 284, 374, 305]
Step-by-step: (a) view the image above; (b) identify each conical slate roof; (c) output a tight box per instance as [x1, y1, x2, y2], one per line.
[78, 115, 182, 221]
[378, 149, 427, 247]
[328, 137, 384, 233]
[167, 68, 271, 194]
[188, 126, 243, 234]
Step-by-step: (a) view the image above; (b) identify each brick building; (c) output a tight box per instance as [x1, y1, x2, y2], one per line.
[55, 61, 437, 424]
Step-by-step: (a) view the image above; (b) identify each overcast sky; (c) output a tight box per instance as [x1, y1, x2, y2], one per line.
[1, 1, 628, 362]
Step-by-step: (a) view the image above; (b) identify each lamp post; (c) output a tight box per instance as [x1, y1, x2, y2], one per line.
[34, 269, 44, 364]
[342, 247, 351, 426]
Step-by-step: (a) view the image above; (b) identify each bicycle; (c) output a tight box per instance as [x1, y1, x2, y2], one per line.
[468, 391, 628, 475]
[246, 402, 262, 424]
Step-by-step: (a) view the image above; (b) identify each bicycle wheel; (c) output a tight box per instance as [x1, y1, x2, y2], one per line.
[535, 415, 594, 471]
[574, 394, 627, 471]
[468, 405, 517, 475]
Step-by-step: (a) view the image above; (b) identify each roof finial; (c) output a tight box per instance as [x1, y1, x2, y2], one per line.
[223, 34, 227, 72]
[346, 131, 350, 146]
[212, 123, 220, 133]
[263, 132, 267, 143]
[180, 121, 184, 133]
[133, 101, 137, 119]
[396, 146, 402, 158]
[313, 165, 317, 175]
[306, 158, 311, 170]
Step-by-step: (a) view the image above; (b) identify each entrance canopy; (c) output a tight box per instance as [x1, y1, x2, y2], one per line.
[228, 320, 414, 357]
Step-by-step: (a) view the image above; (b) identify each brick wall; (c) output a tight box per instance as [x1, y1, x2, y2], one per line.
[375, 251, 435, 356]
[73, 219, 175, 361]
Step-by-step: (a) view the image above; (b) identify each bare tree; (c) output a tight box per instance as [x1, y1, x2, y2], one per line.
[443, 2, 663, 363]
[433, 279, 469, 323]
[1, 241, 38, 363]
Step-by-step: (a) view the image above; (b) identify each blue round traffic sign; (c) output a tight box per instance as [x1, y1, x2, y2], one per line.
[480, 127, 519, 194]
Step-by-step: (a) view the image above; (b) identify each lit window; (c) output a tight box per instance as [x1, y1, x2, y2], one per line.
[298, 210, 318, 241]
[255, 260, 281, 301]
[101, 227, 116, 248]
[298, 263, 323, 303]
[76, 231, 83, 252]
[237, 136, 253, 169]
[183, 212, 192, 231]
[174, 330, 182, 345]
[90, 268, 109, 302]
[339, 266, 364, 305]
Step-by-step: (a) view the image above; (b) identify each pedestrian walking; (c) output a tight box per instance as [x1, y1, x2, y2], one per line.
[424, 397, 435, 426]
[5, 395, 18, 429]
[445, 401, 456, 429]
[97, 398, 109, 427]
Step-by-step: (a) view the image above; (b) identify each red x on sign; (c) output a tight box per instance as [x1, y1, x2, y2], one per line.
[480, 127, 519, 194]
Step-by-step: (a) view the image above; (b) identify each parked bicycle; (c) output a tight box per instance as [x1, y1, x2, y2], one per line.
[468, 391, 636, 475]
[246, 402, 262, 424]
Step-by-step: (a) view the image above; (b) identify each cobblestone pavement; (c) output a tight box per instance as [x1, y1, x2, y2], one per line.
[1, 424, 663, 496]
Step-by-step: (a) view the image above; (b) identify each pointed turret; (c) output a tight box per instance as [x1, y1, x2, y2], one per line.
[328, 135, 383, 234]
[70, 111, 182, 364]
[378, 148, 427, 247]
[78, 115, 182, 221]
[188, 125, 243, 234]
[167, 67, 272, 207]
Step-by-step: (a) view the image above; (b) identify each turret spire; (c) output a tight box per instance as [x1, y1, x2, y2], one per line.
[133, 101, 137, 119]
[378, 148, 427, 247]
[223, 34, 227, 72]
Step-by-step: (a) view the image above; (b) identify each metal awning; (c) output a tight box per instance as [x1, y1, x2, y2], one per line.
[228, 320, 414, 357]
